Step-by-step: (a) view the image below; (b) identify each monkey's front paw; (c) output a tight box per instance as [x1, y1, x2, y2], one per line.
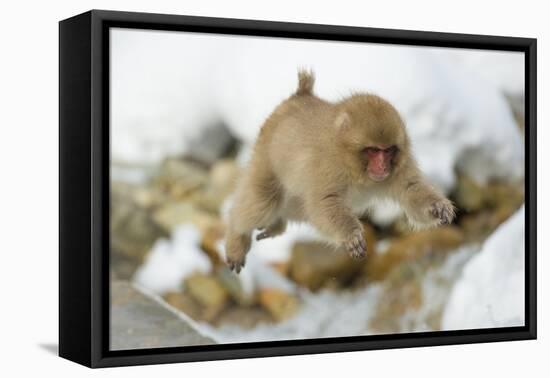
[345, 229, 367, 259]
[430, 199, 455, 225]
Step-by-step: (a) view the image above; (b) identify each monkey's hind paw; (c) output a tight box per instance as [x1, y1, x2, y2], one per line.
[430, 199, 455, 225]
[225, 233, 251, 274]
[256, 220, 287, 241]
[345, 230, 367, 259]
[256, 230, 272, 241]
[226, 255, 246, 274]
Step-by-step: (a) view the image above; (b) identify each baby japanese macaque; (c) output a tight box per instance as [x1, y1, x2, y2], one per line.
[225, 70, 454, 273]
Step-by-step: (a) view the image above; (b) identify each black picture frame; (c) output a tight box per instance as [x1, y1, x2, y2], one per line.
[59, 9, 537, 368]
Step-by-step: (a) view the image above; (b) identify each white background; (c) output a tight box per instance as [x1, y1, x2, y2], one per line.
[0, 0, 546, 376]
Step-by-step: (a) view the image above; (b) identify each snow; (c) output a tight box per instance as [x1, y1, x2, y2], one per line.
[111, 28, 524, 192]
[133, 225, 212, 294]
[201, 287, 383, 343]
[436, 48, 525, 95]
[442, 206, 525, 330]
[199, 246, 477, 343]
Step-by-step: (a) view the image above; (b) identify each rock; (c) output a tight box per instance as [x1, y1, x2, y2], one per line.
[288, 223, 376, 290]
[153, 158, 208, 200]
[164, 291, 203, 321]
[458, 210, 496, 241]
[188, 190, 226, 214]
[111, 182, 166, 279]
[365, 226, 464, 282]
[362, 222, 378, 253]
[184, 273, 229, 321]
[454, 176, 523, 241]
[189, 159, 240, 213]
[270, 262, 290, 277]
[459, 203, 519, 242]
[453, 174, 486, 212]
[216, 267, 255, 306]
[452, 172, 524, 213]
[200, 224, 227, 269]
[484, 182, 524, 210]
[289, 242, 362, 291]
[183, 122, 239, 165]
[369, 265, 423, 333]
[152, 201, 221, 234]
[132, 186, 168, 209]
[258, 288, 299, 321]
[214, 305, 273, 328]
[209, 159, 241, 193]
[369, 246, 475, 333]
[110, 281, 216, 350]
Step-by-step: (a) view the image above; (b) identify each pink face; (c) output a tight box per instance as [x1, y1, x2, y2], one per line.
[364, 145, 398, 182]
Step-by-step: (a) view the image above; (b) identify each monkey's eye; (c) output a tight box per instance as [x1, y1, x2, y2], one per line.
[364, 147, 381, 154]
[363, 146, 398, 156]
[385, 145, 398, 156]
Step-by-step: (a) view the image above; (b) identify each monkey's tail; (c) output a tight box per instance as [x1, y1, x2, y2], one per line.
[295, 69, 315, 96]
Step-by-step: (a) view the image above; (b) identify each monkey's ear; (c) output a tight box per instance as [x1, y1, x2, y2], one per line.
[335, 112, 351, 130]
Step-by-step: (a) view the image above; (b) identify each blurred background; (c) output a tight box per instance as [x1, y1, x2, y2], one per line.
[109, 28, 525, 350]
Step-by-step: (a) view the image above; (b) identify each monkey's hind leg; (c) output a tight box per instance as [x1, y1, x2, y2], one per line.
[225, 232, 252, 273]
[225, 166, 283, 273]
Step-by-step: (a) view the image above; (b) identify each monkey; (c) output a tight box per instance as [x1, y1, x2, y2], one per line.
[224, 70, 455, 273]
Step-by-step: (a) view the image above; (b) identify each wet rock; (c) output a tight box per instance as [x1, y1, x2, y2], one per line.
[216, 267, 255, 306]
[288, 223, 376, 290]
[153, 158, 208, 200]
[183, 122, 239, 165]
[214, 306, 273, 328]
[111, 281, 216, 350]
[453, 174, 523, 242]
[132, 186, 168, 209]
[369, 246, 475, 333]
[365, 226, 464, 282]
[270, 262, 290, 277]
[152, 201, 221, 234]
[485, 181, 524, 209]
[111, 182, 166, 279]
[189, 159, 240, 213]
[453, 174, 486, 212]
[369, 265, 423, 333]
[258, 288, 300, 321]
[200, 225, 227, 269]
[164, 291, 204, 321]
[459, 204, 520, 242]
[289, 242, 362, 291]
[453, 172, 524, 213]
[184, 273, 229, 321]
[209, 159, 241, 193]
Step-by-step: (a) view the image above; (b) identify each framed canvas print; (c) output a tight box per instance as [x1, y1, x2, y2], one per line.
[59, 10, 537, 368]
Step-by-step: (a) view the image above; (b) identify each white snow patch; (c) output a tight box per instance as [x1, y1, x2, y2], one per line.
[201, 287, 383, 343]
[442, 206, 525, 330]
[133, 224, 212, 295]
[436, 48, 525, 95]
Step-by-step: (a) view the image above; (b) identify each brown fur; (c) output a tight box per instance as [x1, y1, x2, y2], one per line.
[225, 70, 454, 273]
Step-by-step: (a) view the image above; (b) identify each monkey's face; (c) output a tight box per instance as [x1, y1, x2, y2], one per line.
[363, 145, 399, 182]
[337, 95, 409, 184]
